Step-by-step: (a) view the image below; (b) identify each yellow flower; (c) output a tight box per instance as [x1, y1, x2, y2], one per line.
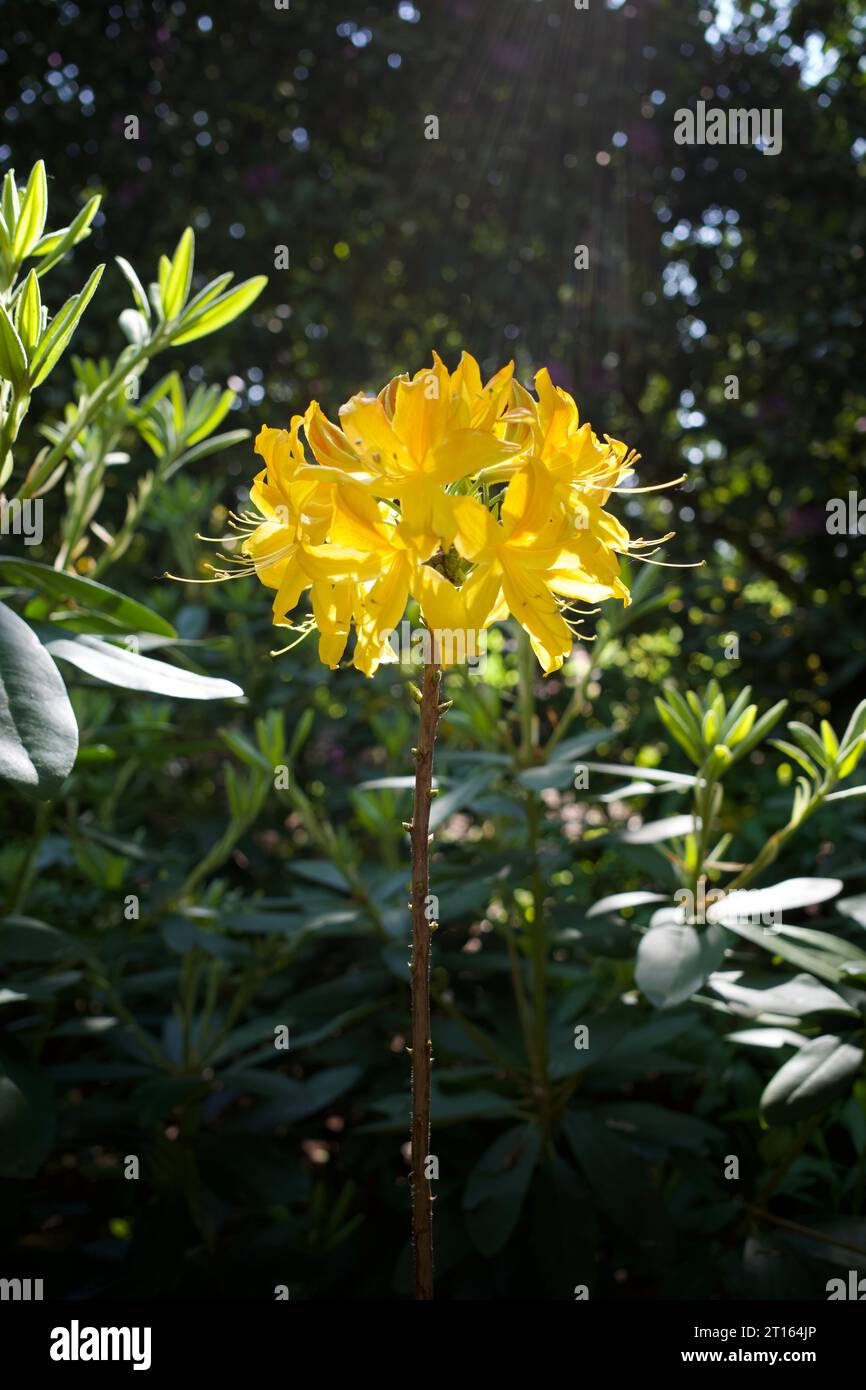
[229, 354, 658, 676]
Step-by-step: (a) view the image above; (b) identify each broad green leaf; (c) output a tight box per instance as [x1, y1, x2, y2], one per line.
[0, 556, 176, 637]
[586, 890, 669, 919]
[0, 916, 82, 962]
[636, 921, 728, 1008]
[728, 1027, 805, 1049]
[11, 160, 48, 261]
[429, 767, 498, 831]
[45, 632, 243, 700]
[162, 227, 195, 320]
[0, 1038, 55, 1178]
[464, 1123, 542, 1257]
[708, 971, 855, 1017]
[563, 1112, 651, 1237]
[0, 600, 79, 798]
[617, 813, 700, 845]
[761, 1034, 864, 1124]
[722, 918, 845, 985]
[838, 894, 866, 930]
[582, 760, 696, 787]
[708, 878, 842, 923]
[595, 1100, 723, 1153]
[171, 275, 267, 344]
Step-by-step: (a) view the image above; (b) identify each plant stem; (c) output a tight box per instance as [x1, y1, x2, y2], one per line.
[409, 660, 441, 1301]
[515, 625, 551, 1146]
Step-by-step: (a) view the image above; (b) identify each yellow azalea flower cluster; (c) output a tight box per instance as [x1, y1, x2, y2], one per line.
[231, 353, 646, 677]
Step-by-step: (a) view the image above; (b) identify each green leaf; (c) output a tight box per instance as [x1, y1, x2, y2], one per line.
[563, 1112, 651, 1237]
[0, 557, 176, 637]
[0, 1038, 55, 1178]
[162, 227, 195, 320]
[709, 878, 842, 923]
[722, 918, 846, 985]
[586, 890, 669, 918]
[1, 170, 19, 236]
[186, 386, 235, 445]
[45, 633, 243, 700]
[840, 700, 866, 759]
[826, 784, 866, 803]
[636, 920, 728, 1007]
[728, 1027, 805, 1049]
[788, 720, 832, 770]
[617, 813, 700, 845]
[725, 704, 758, 749]
[582, 760, 696, 788]
[165, 428, 249, 477]
[655, 696, 703, 764]
[761, 1034, 864, 1125]
[708, 971, 855, 1017]
[429, 767, 498, 831]
[32, 192, 101, 274]
[0, 300, 28, 387]
[0, 600, 79, 798]
[115, 254, 152, 322]
[728, 699, 788, 764]
[0, 916, 82, 962]
[157, 252, 172, 316]
[12, 160, 48, 261]
[771, 738, 819, 780]
[171, 275, 267, 345]
[14, 269, 42, 357]
[837, 894, 866, 931]
[29, 263, 105, 388]
[463, 1123, 542, 1257]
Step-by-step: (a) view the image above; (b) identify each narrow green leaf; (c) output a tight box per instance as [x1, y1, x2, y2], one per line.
[12, 160, 48, 261]
[0, 301, 28, 387]
[171, 276, 267, 345]
[162, 227, 195, 320]
[115, 255, 152, 322]
[788, 720, 832, 770]
[1, 170, 20, 231]
[14, 269, 42, 357]
[771, 738, 820, 780]
[32, 193, 102, 277]
[729, 699, 788, 763]
[0, 557, 176, 637]
[29, 264, 104, 388]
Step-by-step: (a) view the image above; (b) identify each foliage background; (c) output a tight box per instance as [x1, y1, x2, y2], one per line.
[0, 0, 864, 1300]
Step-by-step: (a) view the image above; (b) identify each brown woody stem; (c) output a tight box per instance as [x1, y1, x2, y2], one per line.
[409, 660, 441, 1301]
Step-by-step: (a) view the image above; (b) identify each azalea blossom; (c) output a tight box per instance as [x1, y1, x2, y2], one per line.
[222, 353, 664, 675]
